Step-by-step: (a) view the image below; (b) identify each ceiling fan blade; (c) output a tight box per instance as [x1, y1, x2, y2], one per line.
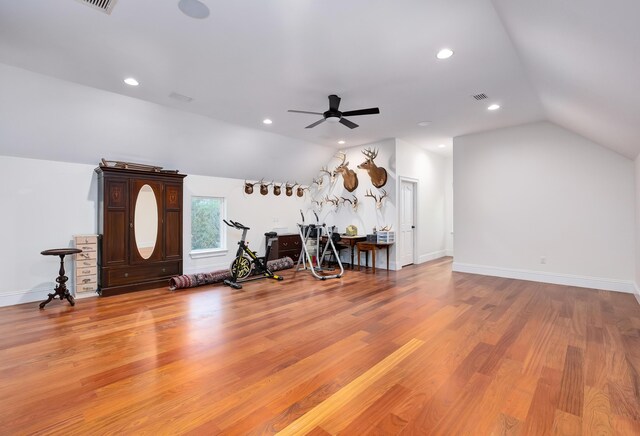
[341, 107, 380, 117]
[288, 110, 324, 115]
[305, 119, 326, 129]
[339, 118, 359, 129]
[328, 95, 341, 111]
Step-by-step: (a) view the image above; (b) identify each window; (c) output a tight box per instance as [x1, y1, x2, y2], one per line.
[190, 196, 226, 257]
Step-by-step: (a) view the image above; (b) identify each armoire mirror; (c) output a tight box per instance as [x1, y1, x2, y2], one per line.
[134, 184, 159, 259]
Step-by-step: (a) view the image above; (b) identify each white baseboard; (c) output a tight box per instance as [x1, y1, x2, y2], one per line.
[0, 286, 99, 308]
[0, 287, 52, 307]
[635, 282, 640, 305]
[452, 262, 635, 294]
[417, 250, 446, 264]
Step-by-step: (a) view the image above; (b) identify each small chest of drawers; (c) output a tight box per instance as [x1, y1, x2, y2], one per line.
[74, 234, 99, 297]
[267, 233, 302, 262]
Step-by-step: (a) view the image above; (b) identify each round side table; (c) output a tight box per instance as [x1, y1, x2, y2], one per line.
[40, 248, 83, 309]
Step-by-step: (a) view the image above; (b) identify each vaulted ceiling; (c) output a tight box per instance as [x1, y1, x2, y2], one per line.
[0, 0, 638, 175]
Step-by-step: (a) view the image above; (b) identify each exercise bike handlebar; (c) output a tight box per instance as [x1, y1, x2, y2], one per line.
[223, 219, 250, 230]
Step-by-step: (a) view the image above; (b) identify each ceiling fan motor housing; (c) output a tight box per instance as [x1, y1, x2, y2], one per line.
[324, 111, 341, 122]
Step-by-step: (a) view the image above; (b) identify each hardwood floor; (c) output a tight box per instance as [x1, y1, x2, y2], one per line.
[1, 257, 639, 435]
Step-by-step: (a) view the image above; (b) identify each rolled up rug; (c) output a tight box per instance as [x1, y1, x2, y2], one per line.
[169, 256, 294, 290]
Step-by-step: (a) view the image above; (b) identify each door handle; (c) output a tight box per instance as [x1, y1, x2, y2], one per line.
[411, 225, 415, 229]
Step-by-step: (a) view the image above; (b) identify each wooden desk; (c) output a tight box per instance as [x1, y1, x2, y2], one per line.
[356, 242, 394, 273]
[338, 235, 367, 269]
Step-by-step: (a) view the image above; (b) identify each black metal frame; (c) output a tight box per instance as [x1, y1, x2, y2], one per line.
[222, 219, 284, 289]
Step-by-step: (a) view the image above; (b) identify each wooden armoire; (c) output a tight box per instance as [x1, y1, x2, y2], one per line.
[95, 165, 186, 296]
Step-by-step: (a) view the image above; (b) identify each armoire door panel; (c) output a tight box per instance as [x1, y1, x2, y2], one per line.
[165, 210, 182, 260]
[103, 210, 127, 264]
[165, 184, 182, 210]
[106, 180, 128, 209]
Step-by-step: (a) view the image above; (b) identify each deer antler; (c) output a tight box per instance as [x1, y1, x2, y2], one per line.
[362, 147, 378, 161]
[324, 195, 338, 206]
[336, 151, 347, 166]
[320, 166, 332, 176]
[340, 196, 353, 205]
[365, 189, 386, 209]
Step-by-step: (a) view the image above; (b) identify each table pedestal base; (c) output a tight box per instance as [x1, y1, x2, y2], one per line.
[40, 249, 81, 310]
[39, 277, 75, 309]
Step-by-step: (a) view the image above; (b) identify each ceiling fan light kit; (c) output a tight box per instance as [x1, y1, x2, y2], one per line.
[288, 94, 380, 129]
[178, 0, 210, 19]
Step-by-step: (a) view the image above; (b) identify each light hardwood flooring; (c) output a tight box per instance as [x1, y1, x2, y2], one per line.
[1, 257, 639, 434]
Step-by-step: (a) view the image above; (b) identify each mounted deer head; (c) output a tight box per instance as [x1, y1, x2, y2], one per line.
[296, 185, 309, 197]
[273, 182, 283, 196]
[285, 181, 297, 197]
[244, 180, 258, 195]
[259, 179, 272, 195]
[365, 188, 388, 209]
[358, 147, 388, 188]
[334, 151, 359, 192]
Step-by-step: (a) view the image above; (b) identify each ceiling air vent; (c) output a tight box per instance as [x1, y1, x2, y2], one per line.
[169, 92, 194, 103]
[75, 0, 119, 15]
[472, 93, 488, 100]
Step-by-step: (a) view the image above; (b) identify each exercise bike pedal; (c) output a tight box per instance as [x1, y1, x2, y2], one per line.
[223, 279, 243, 290]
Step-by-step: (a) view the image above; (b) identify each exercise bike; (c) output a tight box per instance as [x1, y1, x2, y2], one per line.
[223, 219, 284, 289]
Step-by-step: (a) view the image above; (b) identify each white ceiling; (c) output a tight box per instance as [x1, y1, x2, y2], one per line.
[0, 0, 637, 166]
[491, 0, 640, 160]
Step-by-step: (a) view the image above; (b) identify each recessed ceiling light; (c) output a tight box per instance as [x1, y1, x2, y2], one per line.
[263, 119, 273, 125]
[418, 121, 431, 127]
[123, 77, 139, 86]
[438, 144, 446, 148]
[338, 140, 346, 145]
[487, 104, 501, 111]
[436, 48, 454, 60]
[178, 0, 210, 19]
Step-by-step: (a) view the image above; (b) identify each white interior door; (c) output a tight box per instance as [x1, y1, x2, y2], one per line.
[400, 180, 416, 267]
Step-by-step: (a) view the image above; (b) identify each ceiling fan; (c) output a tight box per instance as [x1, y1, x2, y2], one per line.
[288, 95, 380, 129]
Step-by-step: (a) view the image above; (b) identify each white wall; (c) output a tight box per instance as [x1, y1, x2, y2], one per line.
[0, 63, 333, 183]
[453, 121, 635, 293]
[635, 157, 640, 301]
[0, 156, 97, 306]
[310, 139, 398, 270]
[395, 138, 448, 264]
[184, 175, 310, 274]
[444, 157, 454, 256]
